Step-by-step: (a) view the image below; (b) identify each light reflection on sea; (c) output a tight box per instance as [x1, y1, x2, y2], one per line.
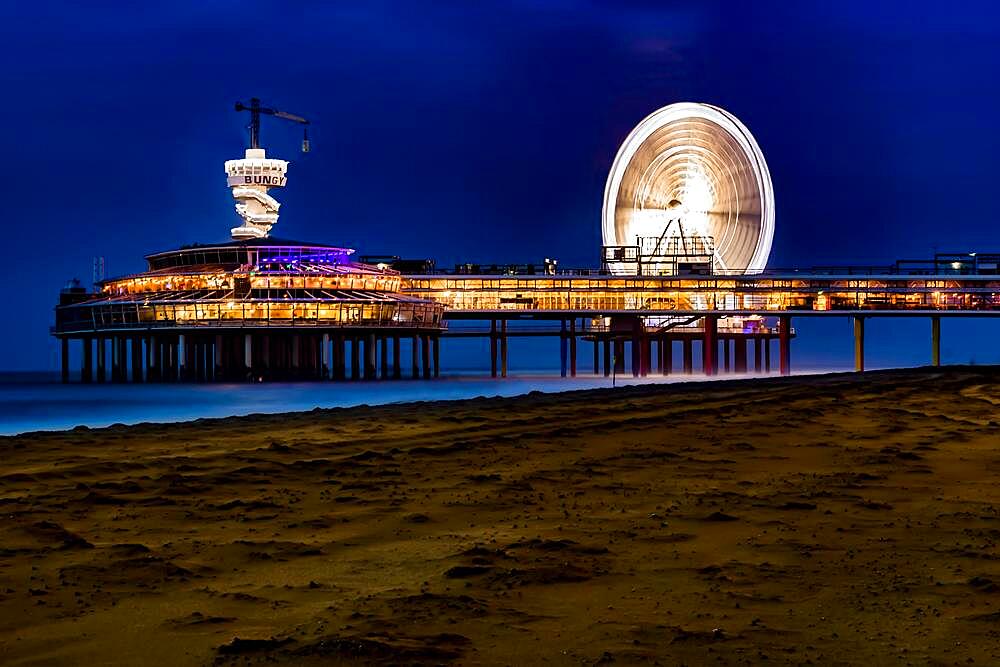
[0, 367, 852, 436]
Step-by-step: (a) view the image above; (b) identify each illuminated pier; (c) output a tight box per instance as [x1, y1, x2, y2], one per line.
[51, 100, 1000, 382]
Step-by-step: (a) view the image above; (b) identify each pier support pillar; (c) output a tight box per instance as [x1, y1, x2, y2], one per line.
[754, 338, 763, 373]
[331, 335, 342, 380]
[500, 321, 508, 378]
[112, 337, 122, 382]
[703, 316, 718, 376]
[96, 337, 106, 383]
[593, 338, 599, 375]
[243, 334, 252, 381]
[351, 337, 361, 380]
[764, 338, 771, 373]
[411, 335, 419, 379]
[613, 339, 625, 375]
[779, 316, 791, 376]
[110, 337, 120, 383]
[380, 336, 389, 379]
[489, 320, 498, 378]
[854, 316, 865, 373]
[321, 333, 330, 379]
[662, 338, 672, 376]
[82, 337, 94, 384]
[146, 336, 156, 382]
[212, 335, 221, 381]
[365, 334, 376, 380]
[734, 337, 747, 373]
[433, 335, 440, 378]
[421, 335, 431, 380]
[723, 337, 731, 373]
[392, 336, 401, 379]
[198, 339, 208, 382]
[560, 320, 568, 378]
[178, 334, 188, 382]
[631, 322, 640, 378]
[569, 319, 577, 377]
[603, 338, 611, 377]
[131, 336, 142, 382]
[931, 316, 941, 367]
[641, 336, 651, 377]
[682, 338, 693, 374]
[61, 338, 69, 383]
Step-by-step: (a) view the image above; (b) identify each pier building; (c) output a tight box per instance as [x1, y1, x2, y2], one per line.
[52, 101, 1000, 382]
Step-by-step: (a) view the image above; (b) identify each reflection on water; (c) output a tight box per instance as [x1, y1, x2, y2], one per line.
[0, 367, 850, 436]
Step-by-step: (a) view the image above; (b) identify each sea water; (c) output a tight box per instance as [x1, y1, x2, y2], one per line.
[0, 369, 815, 436]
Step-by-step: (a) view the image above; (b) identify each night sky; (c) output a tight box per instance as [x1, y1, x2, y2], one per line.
[5, 1, 1000, 372]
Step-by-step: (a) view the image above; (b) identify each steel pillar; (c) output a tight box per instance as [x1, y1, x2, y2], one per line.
[239, 334, 249, 380]
[764, 338, 771, 373]
[131, 336, 142, 382]
[723, 338, 730, 373]
[931, 316, 941, 367]
[593, 339, 599, 375]
[321, 333, 330, 379]
[854, 316, 865, 373]
[560, 320, 568, 378]
[212, 334, 221, 380]
[662, 338, 672, 376]
[61, 338, 69, 383]
[490, 320, 498, 378]
[379, 336, 388, 379]
[111, 337, 120, 383]
[603, 338, 611, 377]
[433, 336, 440, 378]
[641, 336, 651, 377]
[411, 335, 420, 378]
[82, 337, 93, 383]
[500, 320, 508, 378]
[682, 338, 693, 374]
[350, 337, 360, 380]
[703, 316, 718, 376]
[146, 336, 157, 382]
[96, 337, 106, 383]
[631, 322, 640, 378]
[421, 334, 431, 380]
[754, 337, 763, 373]
[176, 335, 185, 382]
[734, 337, 747, 373]
[779, 316, 791, 376]
[614, 339, 625, 374]
[393, 335, 402, 379]
[569, 319, 577, 377]
[366, 334, 377, 379]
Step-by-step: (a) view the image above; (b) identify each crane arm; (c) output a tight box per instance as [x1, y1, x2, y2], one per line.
[235, 97, 311, 150]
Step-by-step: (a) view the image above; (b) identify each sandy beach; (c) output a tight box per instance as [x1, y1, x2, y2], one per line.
[3, 367, 1000, 665]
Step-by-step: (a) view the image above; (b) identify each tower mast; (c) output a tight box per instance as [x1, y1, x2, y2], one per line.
[227, 98, 312, 240]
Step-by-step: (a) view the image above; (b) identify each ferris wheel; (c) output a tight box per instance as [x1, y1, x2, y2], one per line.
[602, 103, 774, 275]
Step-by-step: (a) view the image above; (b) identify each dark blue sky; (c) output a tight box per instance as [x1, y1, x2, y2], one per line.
[4, 1, 1000, 371]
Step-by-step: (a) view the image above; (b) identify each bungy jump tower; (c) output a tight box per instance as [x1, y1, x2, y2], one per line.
[54, 98, 445, 383]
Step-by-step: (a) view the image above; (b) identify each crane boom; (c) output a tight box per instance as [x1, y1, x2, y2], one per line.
[235, 97, 311, 152]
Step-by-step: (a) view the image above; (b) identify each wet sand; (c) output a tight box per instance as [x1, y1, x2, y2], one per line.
[3, 367, 1000, 665]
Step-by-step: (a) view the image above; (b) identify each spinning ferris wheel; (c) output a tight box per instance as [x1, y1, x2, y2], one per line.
[602, 103, 774, 276]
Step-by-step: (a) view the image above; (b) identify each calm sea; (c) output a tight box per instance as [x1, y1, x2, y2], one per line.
[0, 369, 804, 436]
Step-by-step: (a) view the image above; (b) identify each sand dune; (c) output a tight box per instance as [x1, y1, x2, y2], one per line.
[3, 368, 1000, 664]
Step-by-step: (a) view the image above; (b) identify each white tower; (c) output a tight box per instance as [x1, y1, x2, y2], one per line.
[225, 147, 289, 240]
